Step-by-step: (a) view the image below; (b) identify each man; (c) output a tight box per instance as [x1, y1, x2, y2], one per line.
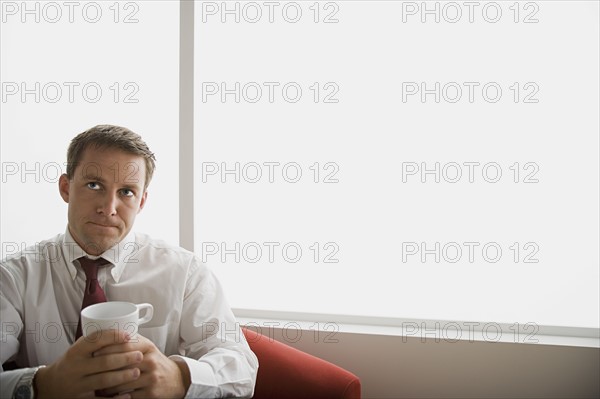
[1, 125, 258, 398]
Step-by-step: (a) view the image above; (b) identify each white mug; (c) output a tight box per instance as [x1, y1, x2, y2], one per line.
[81, 301, 153, 338]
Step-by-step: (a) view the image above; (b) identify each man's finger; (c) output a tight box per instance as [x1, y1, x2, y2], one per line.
[84, 367, 141, 392]
[75, 329, 132, 355]
[93, 335, 153, 357]
[98, 373, 148, 398]
[87, 350, 143, 374]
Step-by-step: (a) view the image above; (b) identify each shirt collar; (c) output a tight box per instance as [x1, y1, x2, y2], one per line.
[61, 226, 136, 283]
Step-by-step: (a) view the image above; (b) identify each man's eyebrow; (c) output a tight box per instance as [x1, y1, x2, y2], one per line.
[82, 174, 106, 182]
[121, 183, 143, 190]
[82, 175, 142, 189]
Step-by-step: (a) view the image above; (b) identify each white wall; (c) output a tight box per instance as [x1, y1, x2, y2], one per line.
[0, 1, 180, 256]
[250, 326, 600, 398]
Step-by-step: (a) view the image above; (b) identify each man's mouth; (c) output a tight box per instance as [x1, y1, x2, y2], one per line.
[89, 222, 118, 229]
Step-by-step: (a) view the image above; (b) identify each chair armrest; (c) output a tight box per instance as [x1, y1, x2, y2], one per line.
[243, 327, 361, 399]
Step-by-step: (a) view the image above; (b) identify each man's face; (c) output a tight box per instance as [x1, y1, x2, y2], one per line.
[59, 146, 148, 256]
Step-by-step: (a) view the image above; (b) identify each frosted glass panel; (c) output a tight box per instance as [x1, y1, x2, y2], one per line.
[1, 1, 179, 256]
[194, 1, 599, 328]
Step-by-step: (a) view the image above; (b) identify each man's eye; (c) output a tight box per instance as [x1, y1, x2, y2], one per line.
[121, 189, 134, 197]
[87, 182, 100, 190]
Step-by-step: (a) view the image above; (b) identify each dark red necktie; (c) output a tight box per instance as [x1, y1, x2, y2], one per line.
[75, 257, 109, 339]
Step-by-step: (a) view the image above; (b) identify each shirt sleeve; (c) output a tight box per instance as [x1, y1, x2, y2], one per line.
[172, 256, 259, 398]
[0, 369, 27, 399]
[1, 262, 25, 398]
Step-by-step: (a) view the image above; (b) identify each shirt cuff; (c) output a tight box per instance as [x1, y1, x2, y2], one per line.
[169, 355, 220, 399]
[0, 368, 33, 399]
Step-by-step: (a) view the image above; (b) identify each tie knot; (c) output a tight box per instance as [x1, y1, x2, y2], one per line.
[78, 257, 110, 280]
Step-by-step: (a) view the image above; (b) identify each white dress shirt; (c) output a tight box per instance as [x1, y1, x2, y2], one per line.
[0, 228, 258, 398]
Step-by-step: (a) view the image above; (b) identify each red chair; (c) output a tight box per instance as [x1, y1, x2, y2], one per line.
[243, 327, 361, 399]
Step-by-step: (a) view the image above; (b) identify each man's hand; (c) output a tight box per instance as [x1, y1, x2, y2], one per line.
[93, 334, 191, 399]
[34, 330, 143, 399]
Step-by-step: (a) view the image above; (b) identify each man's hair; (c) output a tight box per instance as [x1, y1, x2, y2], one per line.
[66, 125, 156, 190]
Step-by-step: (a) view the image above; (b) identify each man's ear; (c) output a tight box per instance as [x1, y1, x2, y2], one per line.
[58, 174, 70, 203]
[138, 190, 148, 213]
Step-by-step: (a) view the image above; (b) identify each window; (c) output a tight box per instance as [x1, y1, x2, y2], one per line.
[1, 1, 180, 255]
[2, 1, 598, 342]
[194, 1, 599, 332]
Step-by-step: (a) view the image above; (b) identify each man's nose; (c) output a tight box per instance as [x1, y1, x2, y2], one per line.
[97, 192, 118, 216]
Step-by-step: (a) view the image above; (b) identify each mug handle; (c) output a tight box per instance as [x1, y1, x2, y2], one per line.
[136, 303, 154, 326]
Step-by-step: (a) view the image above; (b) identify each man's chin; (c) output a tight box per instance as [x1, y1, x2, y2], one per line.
[81, 231, 122, 255]
[82, 240, 117, 255]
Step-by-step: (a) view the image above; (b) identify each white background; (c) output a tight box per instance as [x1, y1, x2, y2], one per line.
[195, 1, 599, 328]
[1, 1, 180, 251]
[1, 1, 598, 331]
